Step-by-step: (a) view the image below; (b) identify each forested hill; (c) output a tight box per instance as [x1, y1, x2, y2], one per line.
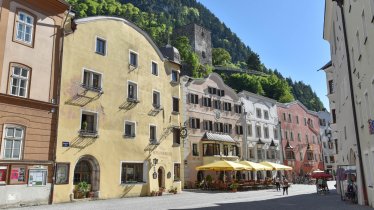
[67, 0, 324, 112]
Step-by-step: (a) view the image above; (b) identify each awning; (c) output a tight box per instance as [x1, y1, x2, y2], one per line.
[239, 161, 272, 171]
[260, 161, 293, 171]
[202, 132, 236, 143]
[196, 160, 250, 171]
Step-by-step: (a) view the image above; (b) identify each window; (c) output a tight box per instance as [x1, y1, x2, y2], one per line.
[298, 133, 301, 141]
[152, 91, 161, 109]
[304, 117, 307, 126]
[124, 121, 136, 137]
[300, 152, 303, 161]
[285, 130, 288, 140]
[234, 104, 242, 113]
[82, 70, 102, 91]
[305, 134, 309, 142]
[150, 125, 157, 142]
[264, 110, 269, 120]
[95, 37, 106, 55]
[2, 125, 24, 159]
[73, 160, 91, 184]
[203, 143, 220, 156]
[223, 102, 232, 111]
[192, 143, 199, 156]
[330, 156, 335, 163]
[296, 116, 299, 124]
[213, 100, 221, 109]
[171, 70, 179, 82]
[235, 125, 243, 135]
[208, 87, 217, 95]
[290, 131, 294, 141]
[214, 122, 223, 133]
[273, 128, 278, 139]
[223, 145, 229, 156]
[15, 11, 34, 45]
[151, 61, 158, 76]
[328, 80, 334, 94]
[172, 97, 179, 113]
[217, 90, 225, 97]
[257, 149, 264, 160]
[323, 142, 327, 148]
[173, 128, 180, 145]
[264, 127, 269, 139]
[288, 113, 292, 123]
[285, 150, 295, 160]
[202, 97, 212, 107]
[10, 65, 29, 97]
[129, 51, 138, 67]
[203, 120, 213, 131]
[312, 135, 315, 144]
[121, 162, 143, 184]
[328, 141, 333, 149]
[256, 108, 262, 118]
[248, 124, 253, 137]
[224, 123, 232, 134]
[283, 113, 286, 121]
[249, 148, 254, 159]
[80, 112, 98, 136]
[127, 82, 138, 101]
[202, 51, 206, 58]
[189, 94, 199, 104]
[362, 10, 368, 43]
[190, 118, 200, 129]
[256, 125, 262, 138]
[332, 109, 336, 123]
[307, 151, 314, 161]
[324, 156, 328, 163]
[174, 163, 180, 181]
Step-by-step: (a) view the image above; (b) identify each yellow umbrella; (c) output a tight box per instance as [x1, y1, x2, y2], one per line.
[239, 161, 272, 171]
[259, 161, 292, 171]
[195, 160, 250, 171]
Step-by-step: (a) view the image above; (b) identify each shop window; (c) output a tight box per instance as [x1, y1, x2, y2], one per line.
[121, 162, 143, 184]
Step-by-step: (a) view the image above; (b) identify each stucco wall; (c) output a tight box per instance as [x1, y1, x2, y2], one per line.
[54, 17, 181, 203]
[0, 183, 51, 208]
[0, 1, 55, 102]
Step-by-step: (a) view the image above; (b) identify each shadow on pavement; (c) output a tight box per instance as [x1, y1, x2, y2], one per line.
[171, 190, 371, 210]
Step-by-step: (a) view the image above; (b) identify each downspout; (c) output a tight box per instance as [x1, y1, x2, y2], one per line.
[49, 5, 71, 205]
[332, 0, 368, 205]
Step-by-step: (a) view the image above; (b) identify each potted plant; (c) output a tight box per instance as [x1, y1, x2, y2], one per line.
[82, 121, 88, 131]
[229, 183, 239, 192]
[168, 186, 178, 194]
[77, 181, 90, 198]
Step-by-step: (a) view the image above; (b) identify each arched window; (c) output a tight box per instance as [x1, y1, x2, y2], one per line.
[2, 125, 24, 160]
[73, 160, 92, 184]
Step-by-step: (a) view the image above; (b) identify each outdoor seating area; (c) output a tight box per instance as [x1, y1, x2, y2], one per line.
[195, 160, 292, 192]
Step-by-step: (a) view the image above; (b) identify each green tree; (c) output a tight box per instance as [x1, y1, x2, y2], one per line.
[212, 48, 231, 66]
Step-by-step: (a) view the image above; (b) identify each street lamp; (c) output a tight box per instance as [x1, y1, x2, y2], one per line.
[269, 139, 276, 150]
[152, 158, 159, 179]
[153, 158, 159, 166]
[257, 138, 265, 149]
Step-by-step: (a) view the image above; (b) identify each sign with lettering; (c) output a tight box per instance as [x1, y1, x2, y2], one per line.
[368, 120, 374, 135]
[0, 167, 7, 185]
[62, 142, 70, 147]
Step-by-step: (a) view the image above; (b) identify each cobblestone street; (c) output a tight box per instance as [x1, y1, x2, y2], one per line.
[6, 182, 371, 210]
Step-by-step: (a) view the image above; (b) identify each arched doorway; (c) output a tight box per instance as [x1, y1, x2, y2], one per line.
[74, 155, 100, 197]
[157, 167, 165, 188]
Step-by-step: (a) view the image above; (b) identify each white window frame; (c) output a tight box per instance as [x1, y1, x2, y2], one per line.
[28, 168, 47, 186]
[1, 124, 24, 160]
[173, 162, 181, 182]
[129, 50, 139, 68]
[15, 11, 34, 45]
[264, 126, 269, 139]
[81, 68, 103, 91]
[248, 124, 253, 137]
[256, 125, 261, 138]
[149, 124, 157, 142]
[95, 36, 107, 56]
[127, 80, 138, 100]
[256, 108, 262, 118]
[151, 61, 158, 76]
[9, 65, 29, 98]
[171, 69, 179, 82]
[120, 161, 147, 185]
[124, 120, 136, 138]
[264, 110, 269, 120]
[152, 90, 161, 109]
[80, 110, 99, 134]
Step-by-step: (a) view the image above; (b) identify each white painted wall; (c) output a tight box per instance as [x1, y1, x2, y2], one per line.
[0, 184, 51, 208]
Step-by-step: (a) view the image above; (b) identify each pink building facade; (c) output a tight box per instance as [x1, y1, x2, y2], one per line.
[181, 73, 242, 188]
[277, 101, 323, 182]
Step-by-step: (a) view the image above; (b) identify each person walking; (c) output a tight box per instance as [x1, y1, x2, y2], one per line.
[275, 177, 281, 191]
[282, 177, 289, 195]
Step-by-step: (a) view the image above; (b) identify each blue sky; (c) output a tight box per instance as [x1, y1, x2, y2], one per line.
[197, 0, 331, 109]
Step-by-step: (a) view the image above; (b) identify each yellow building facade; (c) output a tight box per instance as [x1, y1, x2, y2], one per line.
[54, 16, 182, 203]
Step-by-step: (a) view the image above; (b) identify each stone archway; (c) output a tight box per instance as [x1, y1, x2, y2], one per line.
[157, 166, 165, 188]
[74, 155, 100, 196]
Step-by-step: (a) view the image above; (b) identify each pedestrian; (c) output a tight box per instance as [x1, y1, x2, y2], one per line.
[282, 177, 289, 195]
[275, 177, 281, 191]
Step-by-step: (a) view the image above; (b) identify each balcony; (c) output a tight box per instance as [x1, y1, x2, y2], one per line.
[79, 129, 98, 138]
[203, 154, 239, 165]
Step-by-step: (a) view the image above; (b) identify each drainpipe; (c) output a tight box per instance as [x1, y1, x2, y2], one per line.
[241, 99, 248, 160]
[49, 5, 71, 205]
[332, 0, 368, 205]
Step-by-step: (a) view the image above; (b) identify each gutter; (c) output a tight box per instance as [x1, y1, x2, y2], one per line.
[333, 0, 368, 205]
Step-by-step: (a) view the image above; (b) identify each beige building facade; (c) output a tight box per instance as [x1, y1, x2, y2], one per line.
[54, 16, 182, 203]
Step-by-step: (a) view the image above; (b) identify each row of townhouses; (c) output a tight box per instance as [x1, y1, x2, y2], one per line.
[0, 0, 333, 208]
[323, 0, 374, 207]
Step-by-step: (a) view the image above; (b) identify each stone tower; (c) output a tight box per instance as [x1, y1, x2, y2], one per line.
[174, 23, 212, 66]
